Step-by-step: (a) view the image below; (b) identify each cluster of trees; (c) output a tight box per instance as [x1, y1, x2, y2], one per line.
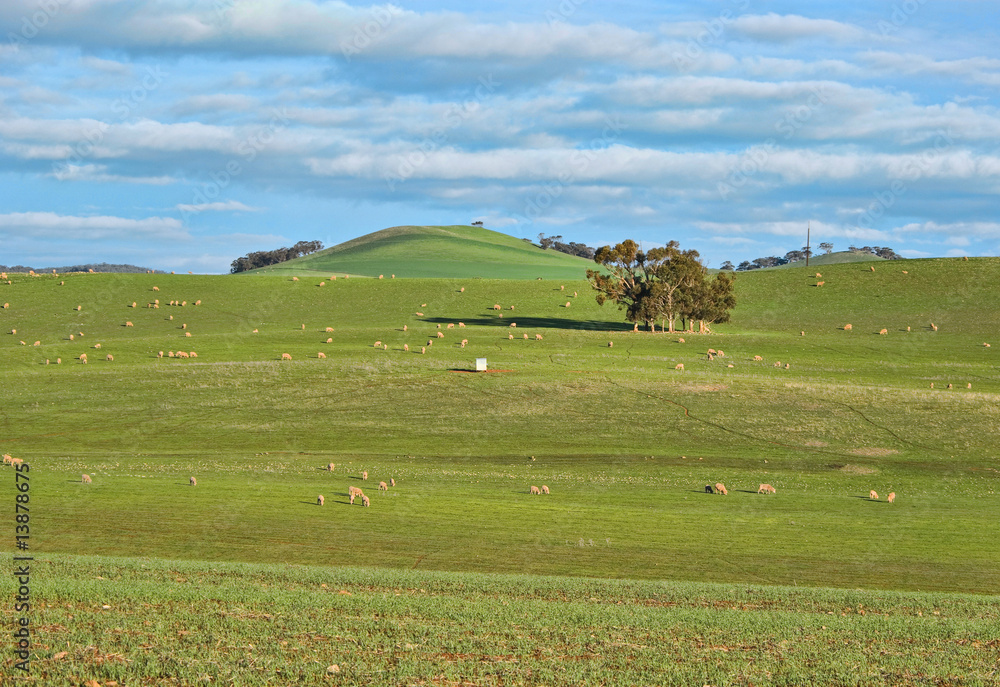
[0, 263, 160, 273]
[848, 245, 902, 260]
[721, 243, 902, 271]
[537, 233, 597, 260]
[230, 240, 324, 273]
[587, 240, 736, 333]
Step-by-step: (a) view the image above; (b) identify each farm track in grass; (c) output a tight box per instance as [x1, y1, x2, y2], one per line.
[1, 259, 999, 596]
[11, 554, 1000, 686]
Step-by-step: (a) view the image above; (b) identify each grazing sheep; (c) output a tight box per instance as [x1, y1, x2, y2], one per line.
[963, 256, 969, 261]
[379, 481, 388, 491]
[318, 495, 324, 506]
[902, 270, 908, 274]
[708, 349, 717, 355]
[319, 282, 325, 286]
[947, 383, 953, 389]
[327, 338, 333, 343]
[535, 334, 543, 340]
[879, 328, 888, 335]
[931, 323, 938, 331]
[907, 326, 911, 332]
[281, 353, 292, 360]
[801, 331, 805, 336]
[33, 341, 40, 346]
[560, 285, 565, 291]
[363, 471, 368, 480]
[967, 383, 972, 389]
[75, 305, 82, 311]
[403, 344, 409, 352]
[870, 490, 879, 500]
[326, 327, 334, 332]
[253, 329, 258, 333]
[784, 363, 790, 369]
[56, 358, 61, 364]
[816, 281, 825, 287]
[130, 301, 136, 308]
[125, 321, 134, 327]
[608, 341, 614, 348]
[301, 324, 305, 330]
[362, 495, 370, 507]
[984, 343, 991, 348]
[460, 287, 465, 292]
[195, 300, 201, 305]
[773, 361, 781, 367]
[190, 476, 197, 486]
[181, 323, 187, 329]
[437, 332, 444, 338]
[753, 355, 763, 361]
[509, 305, 514, 310]
[94, 343, 101, 349]
[190, 352, 197, 358]
[374, 341, 382, 348]
[844, 324, 853, 331]
[79, 353, 87, 363]
[758, 483, 776, 494]
[677, 338, 685, 343]
[541, 485, 549, 494]
[523, 333, 529, 339]
[328, 463, 335, 471]
[815, 273, 822, 278]
[168, 351, 175, 357]
[930, 383, 934, 389]
[185, 332, 192, 337]
[106, 354, 114, 362]
[415, 312, 423, 316]
[675, 363, 684, 370]
[493, 304, 502, 310]
[318, 352, 327, 359]
[447, 323, 454, 329]
[349, 486, 361, 497]
[292, 277, 299, 281]
[153, 286, 159, 291]
[510, 322, 516, 328]
[82, 474, 92, 483]
[530, 485, 541, 495]
[459, 322, 466, 328]
[705, 485, 714, 494]
[176, 351, 189, 358]
[888, 492, 895, 503]
[715, 483, 728, 496]
[565, 301, 571, 307]
[436, 324, 441, 329]
[390, 478, 395, 487]
[19, 341, 25, 346]
[421, 347, 426, 354]
[508, 334, 514, 340]
[870, 266, 875, 272]
[403, 325, 407, 331]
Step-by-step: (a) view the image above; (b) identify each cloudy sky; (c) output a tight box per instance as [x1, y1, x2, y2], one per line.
[1, 0, 998, 272]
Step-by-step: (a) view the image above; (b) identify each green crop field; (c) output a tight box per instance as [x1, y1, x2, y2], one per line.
[2, 242, 999, 685]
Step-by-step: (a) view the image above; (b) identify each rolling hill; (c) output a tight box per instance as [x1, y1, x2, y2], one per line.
[241, 224, 596, 279]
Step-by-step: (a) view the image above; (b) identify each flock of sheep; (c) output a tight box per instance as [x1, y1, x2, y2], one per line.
[703, 479, 895, 502]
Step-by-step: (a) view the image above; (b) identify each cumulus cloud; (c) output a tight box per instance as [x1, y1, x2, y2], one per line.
[731, 13, 868, 44]
[176, 200, 263, 213]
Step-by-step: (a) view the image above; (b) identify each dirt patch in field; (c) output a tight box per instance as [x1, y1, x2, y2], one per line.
[803, 440, 829, 447]
[829, 463, 879, 475]
[849, 448, 899, 458]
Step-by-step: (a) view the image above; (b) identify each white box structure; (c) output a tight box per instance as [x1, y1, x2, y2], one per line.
[475, 358, 487, 372]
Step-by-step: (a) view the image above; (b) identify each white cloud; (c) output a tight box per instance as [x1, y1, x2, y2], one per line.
[176, 200, 262, 213]
[0, 212, 187, 240]
[49, 163, 174, 185]
[731, 13, 868, 43]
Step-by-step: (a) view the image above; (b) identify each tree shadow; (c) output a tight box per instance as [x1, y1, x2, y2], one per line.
[421, 316, 635, 332]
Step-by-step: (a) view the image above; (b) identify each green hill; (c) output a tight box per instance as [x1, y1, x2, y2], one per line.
[773, 250, 887, 269]
[242, 225, 596, 279]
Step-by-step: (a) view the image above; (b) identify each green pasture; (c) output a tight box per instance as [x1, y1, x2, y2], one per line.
[1, 258, 998, 595]
[5, 554, 997, 686]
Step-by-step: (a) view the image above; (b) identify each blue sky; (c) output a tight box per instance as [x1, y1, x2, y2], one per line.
[1, 0, 998, 272]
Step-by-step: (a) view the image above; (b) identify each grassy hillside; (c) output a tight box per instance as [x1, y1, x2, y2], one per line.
[1, 258, 999, 596]
[244, 225, 596, 279]
[773, 250, 887, 268]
